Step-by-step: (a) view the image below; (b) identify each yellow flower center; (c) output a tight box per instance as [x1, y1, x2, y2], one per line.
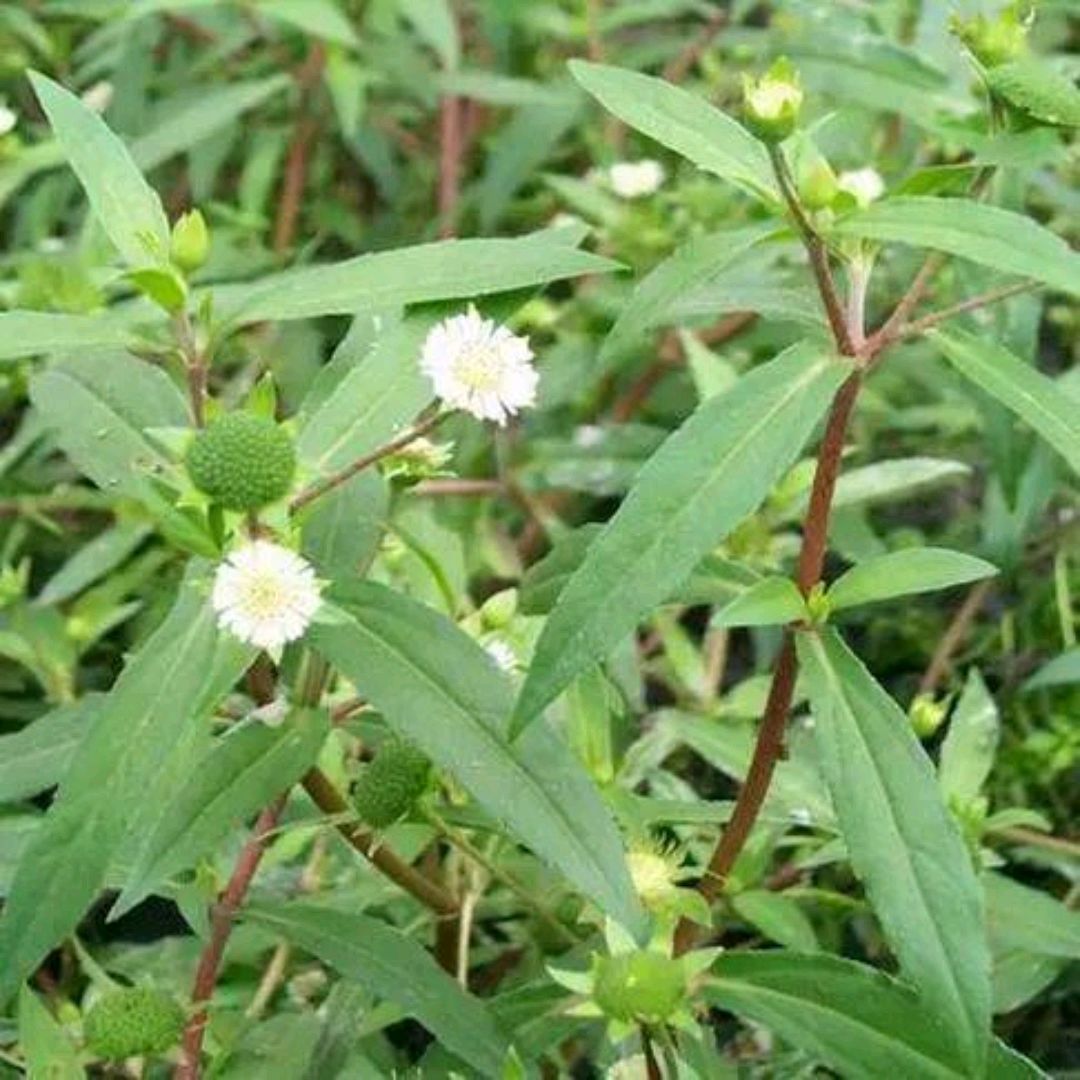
[453, 344, 502, 392]
[239, 574, 287, 619]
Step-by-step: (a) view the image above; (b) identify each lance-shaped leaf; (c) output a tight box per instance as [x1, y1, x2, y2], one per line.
[114, 709, 330, 917]
[0, 311, 132, 362]
[514, 343, 851, 734]
[29, 71, 169, 267]
[310, 582, 645, 938]
[826, 547, 998, 612]
[245, 901, 507, 1077]
[704, 952, 1040, 1080]
[712, 576, 807, 629]
[213, 236, 621, 324]
[833, 197, 1080, 297]
[0, 569, 253, 1004]
[18, 986, 84, 1080]
[933, 329, 1080, 476]
[797, 628, 991, 1075]
[569, 60, 777, 202]
[602, 223, 776, 359]
[1023, 647, 1080, 692]
[939, 669, 999, 805]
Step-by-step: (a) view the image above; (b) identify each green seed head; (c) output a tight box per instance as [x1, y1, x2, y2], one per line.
[186, 412, 295, 512]
[84, 987, 185, 1061]
[353, 738, 432, 828]
[592, 951, 687, 1024]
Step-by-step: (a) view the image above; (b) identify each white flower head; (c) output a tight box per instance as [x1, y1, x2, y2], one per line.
[745, 79, 802, 123]
[484, 638, 518, 674]
[0, 105, 16, 137]
[838, 167, 885, 208]
[80, 81, 114, 114]
[212, 540, 321, 652]
[607, 160, 665, 199]
[420, 304, 537, 425]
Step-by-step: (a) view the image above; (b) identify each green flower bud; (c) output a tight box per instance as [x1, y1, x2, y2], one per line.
[592, 951, 687, 1024]
[84, 988, 185, 1061]
[171, 209, 210, 273]
[909, 693, 948, 739]
[742, 58, 803, 142]
[798, 160, 839, 211]
[186, 412, 296, 512]
[353, 738, 431, 828]
[480, 589, 518, 630]
[950, 4, 1032, 68]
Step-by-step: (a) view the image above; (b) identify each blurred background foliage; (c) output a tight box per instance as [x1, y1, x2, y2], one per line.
[0, 0, 1077, 1074]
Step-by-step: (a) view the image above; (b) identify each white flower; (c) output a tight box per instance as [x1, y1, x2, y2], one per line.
[80, 81, 114, 114]
[211, 540, 321, 651]
[0, 106, 16, 137]
[607, 159, 665, 199]
[838, 167, 885, 208]
[745, 79, 802, 123]
[484, 638, 517, 674]
[420, 305, 538, 425]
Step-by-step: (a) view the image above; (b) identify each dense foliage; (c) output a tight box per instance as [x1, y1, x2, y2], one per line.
[0, 1, 1077, 1077]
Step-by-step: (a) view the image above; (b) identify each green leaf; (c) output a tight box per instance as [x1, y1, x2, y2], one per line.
[0, 569, 252, 1004]
[602, 224, 776, 359]
[297, 314, 432, 473]
[213, 236, 621, 324]
[826, 547, 998, 612]
[132, 76, 291, 172]
[398, 0, 459, 70]
[712, 576, 807, 629]
[245, 901, 507, 1077]
[568, 61, 777, 202]
[257, 0, 359, 48]
[28, 71, 169, 267]
[0, 311, 131, 362]
[703, 951, 1025, 1080]
[18, 986, 84, 1080]
[933, 329, 1080, 476]
[939, 669, 999, 805]
[438, 72, 577, 108]
[38, 522, 151, 605]
[514, 343, 851, 733]
[986, 874, 1080, 961]
[310, 582, 645, 937]
[301, 470, 387, 580]
[987, 60, 1080, 128]
[1023, 647, 1080, 692]
[730, 890, 819, 952]
[0, 696, 100, 803]
[797, 629, 991, 1074]
[832, 197, 1080, 297]
[30, 352, 215, 557]
[114, 709, 330, 917]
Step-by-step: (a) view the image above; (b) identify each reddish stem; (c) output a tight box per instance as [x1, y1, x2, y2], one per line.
[438, 93, 463, 238]
[175, 796, 286, 1079]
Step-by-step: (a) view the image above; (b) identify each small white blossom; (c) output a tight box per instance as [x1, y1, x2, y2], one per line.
[607, 159, 665, 199]
[80, 81, 114, 114]
[745, 79, 802, 123]
[0, 105, 16, 137]
[420, 305, 537, 425]
[838, 167, 885, 208]
[484, 638, 517, 674]
[212, 540, 321, 651]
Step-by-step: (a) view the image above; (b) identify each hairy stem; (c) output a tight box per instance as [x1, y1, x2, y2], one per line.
[175, 796, 287, 1080]
[674, 372, 862, 955]
[300, 768, 459, 920]
[289, 411, 443, 513]
[173, 310, 207, 427]
[662, 3, 728, 83]
[768, 144, 855, 356]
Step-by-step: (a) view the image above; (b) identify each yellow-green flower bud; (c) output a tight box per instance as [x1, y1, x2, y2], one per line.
[909, 693, 948, 739]
[798, 160, 839, 211]
[743, 58, 803, 142]
[170, 209, 210, 273]
[592, 952, 687, 1024]
[950, 4, 1032, 68]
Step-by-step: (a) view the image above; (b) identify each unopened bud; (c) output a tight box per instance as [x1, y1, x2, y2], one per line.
[170, 209, 210, 273]
[950, 3, 1032, 68]
[743, 58, 803, 142]
[909, 693, 948, 738]
[798, 160, 839, 211]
